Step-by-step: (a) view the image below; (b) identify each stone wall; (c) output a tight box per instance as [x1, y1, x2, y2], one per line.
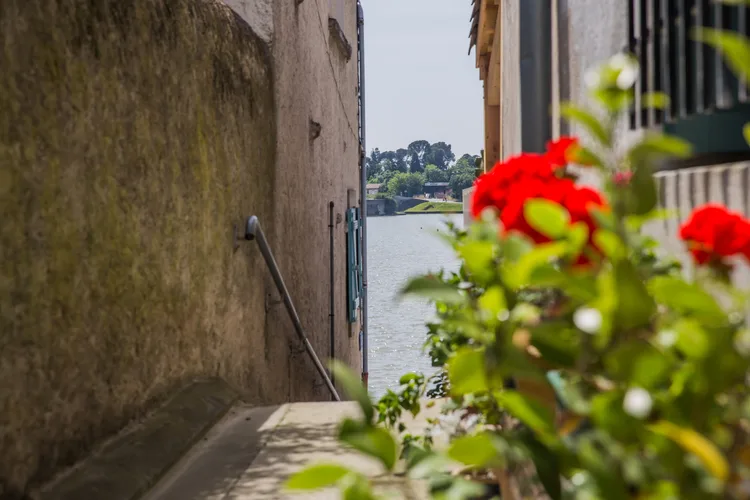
[0, 0, 281, 494]
[267, 0, 362, 402]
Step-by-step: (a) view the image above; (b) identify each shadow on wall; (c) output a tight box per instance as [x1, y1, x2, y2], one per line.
[0, 0, 276, 494]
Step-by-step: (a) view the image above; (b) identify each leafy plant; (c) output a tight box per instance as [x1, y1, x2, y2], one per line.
[288, 24, 750, 500]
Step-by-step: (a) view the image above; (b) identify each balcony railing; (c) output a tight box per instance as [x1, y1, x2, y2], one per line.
[628, 0, 749, 131]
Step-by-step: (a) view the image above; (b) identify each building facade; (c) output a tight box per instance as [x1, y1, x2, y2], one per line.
[0, 0, 365, 494]
[465, 0, 750, 278]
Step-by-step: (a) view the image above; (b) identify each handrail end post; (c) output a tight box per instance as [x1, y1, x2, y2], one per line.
[245, 216, 259, 241]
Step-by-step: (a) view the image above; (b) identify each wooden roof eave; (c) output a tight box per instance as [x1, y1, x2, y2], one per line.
[468, 0, 481, 54]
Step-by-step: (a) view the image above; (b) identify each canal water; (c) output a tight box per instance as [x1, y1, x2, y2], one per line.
[367, 213, 463, 398]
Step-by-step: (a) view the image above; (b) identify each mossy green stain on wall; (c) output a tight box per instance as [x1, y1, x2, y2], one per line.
[0, 0, 276, 493]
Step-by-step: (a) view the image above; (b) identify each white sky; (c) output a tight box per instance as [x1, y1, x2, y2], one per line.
[362, 0, 484, 158]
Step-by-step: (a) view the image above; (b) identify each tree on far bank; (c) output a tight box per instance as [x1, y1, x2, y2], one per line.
[406, 140, 431, 173]
[387, 172, 425, 197]
[424, 164, 448, 183]
[448, 153, 480, 201]
[424, 141, 455, 170]
[366, 143, 479, 198]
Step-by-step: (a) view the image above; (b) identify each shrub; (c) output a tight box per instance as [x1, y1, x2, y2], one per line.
[284, 25, 750, 500]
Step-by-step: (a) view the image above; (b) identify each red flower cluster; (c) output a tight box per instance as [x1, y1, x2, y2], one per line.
[471, 138, 607, 264]
[679, 204, 750, 267]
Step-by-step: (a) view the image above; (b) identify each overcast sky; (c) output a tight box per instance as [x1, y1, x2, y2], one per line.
[362, 0, 484, 158]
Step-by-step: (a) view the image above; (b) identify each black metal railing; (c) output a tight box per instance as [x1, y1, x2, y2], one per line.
[628, 0, 749, 130]
[244, 216, 341, 401]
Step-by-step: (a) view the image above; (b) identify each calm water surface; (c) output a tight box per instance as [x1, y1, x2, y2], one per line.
[367, 213, 463, 398]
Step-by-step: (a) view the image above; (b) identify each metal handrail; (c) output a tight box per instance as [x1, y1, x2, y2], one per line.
[244, 216, 341, 401]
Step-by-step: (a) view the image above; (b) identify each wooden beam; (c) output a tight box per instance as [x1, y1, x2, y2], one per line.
[483, 81, 500, 172]
[478, 54, 489, 81]
[486, 3, 502, 107]
[486, 1, 502, 161]
[477, 0, 499, 57]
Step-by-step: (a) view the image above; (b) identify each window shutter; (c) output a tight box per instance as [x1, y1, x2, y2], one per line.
[346, 208, 361, 323]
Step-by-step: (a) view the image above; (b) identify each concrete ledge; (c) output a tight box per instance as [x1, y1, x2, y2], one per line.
[462, 187, 474, 227]
[35, 379, 239, 500]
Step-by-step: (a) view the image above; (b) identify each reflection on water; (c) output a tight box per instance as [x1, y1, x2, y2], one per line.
[366, 213, 463, 398]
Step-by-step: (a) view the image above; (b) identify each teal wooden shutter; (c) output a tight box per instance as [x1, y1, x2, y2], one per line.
[346, 208, 362, 323]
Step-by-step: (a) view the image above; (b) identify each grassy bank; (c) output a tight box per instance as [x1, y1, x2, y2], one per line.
[404, 201, 463, 214]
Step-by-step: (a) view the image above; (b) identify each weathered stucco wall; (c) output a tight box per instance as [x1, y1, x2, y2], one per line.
[500, 0, 522, 158]
[268, 0, 362, 401]
[555, 0, 633, 187]
[0, 0, 279, 494]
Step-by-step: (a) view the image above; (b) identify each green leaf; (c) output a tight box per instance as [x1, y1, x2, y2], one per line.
[524, 199, 570, 239]
[567, 221, 590, 255]
[400, 276, 464, 305]
[285, 463, 351, 490]
[504, 241, 569, 290]
[630, 134, 693, 161]
[477, 286, 508, 326]
[341, 474, 379, 500]
[590, 391, 640, 442]
[447, 433, 504, 468]
[433, 478, 489, 500]
[447, 348, 488, 395]
[530, 322, 580, 368]
[641, 92, 670, 109]
[605, 342, 672, 389]
[496, 391, 556, 438]
[593, 87, 633, 114]
[560, 103, 610, 145]
[575, 434, 630, 500]
[625, 209, 678, 231]
[693, 27, 750, 82]
[399, 372, 421, 385]
[330, 360, 374, 423]
[339, 418, 398, 471]
[519, 432, 562, 500]
[613, 260, 655, 331]
[627, 162, 658, 215]
[569, 145, 606, 168]
[501, 233, 534, 262]
[673, 319, 711, 359]
[458, 240, 495, 285]
[593, 230, 625, 261]
[649, 276, 726, 325]
[407, 452, 453, 479]
[649, 421, 730, 481]
[590, 207, 616, 232]
[744, 123, 750, 147]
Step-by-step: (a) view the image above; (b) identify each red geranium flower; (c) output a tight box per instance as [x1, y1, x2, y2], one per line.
[471, 153, 559, 219]
[563, 186, 608, 266]
[545, 137, 579, 167]
[470, 139, 608, 266]
[679, 204, 750, 266]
